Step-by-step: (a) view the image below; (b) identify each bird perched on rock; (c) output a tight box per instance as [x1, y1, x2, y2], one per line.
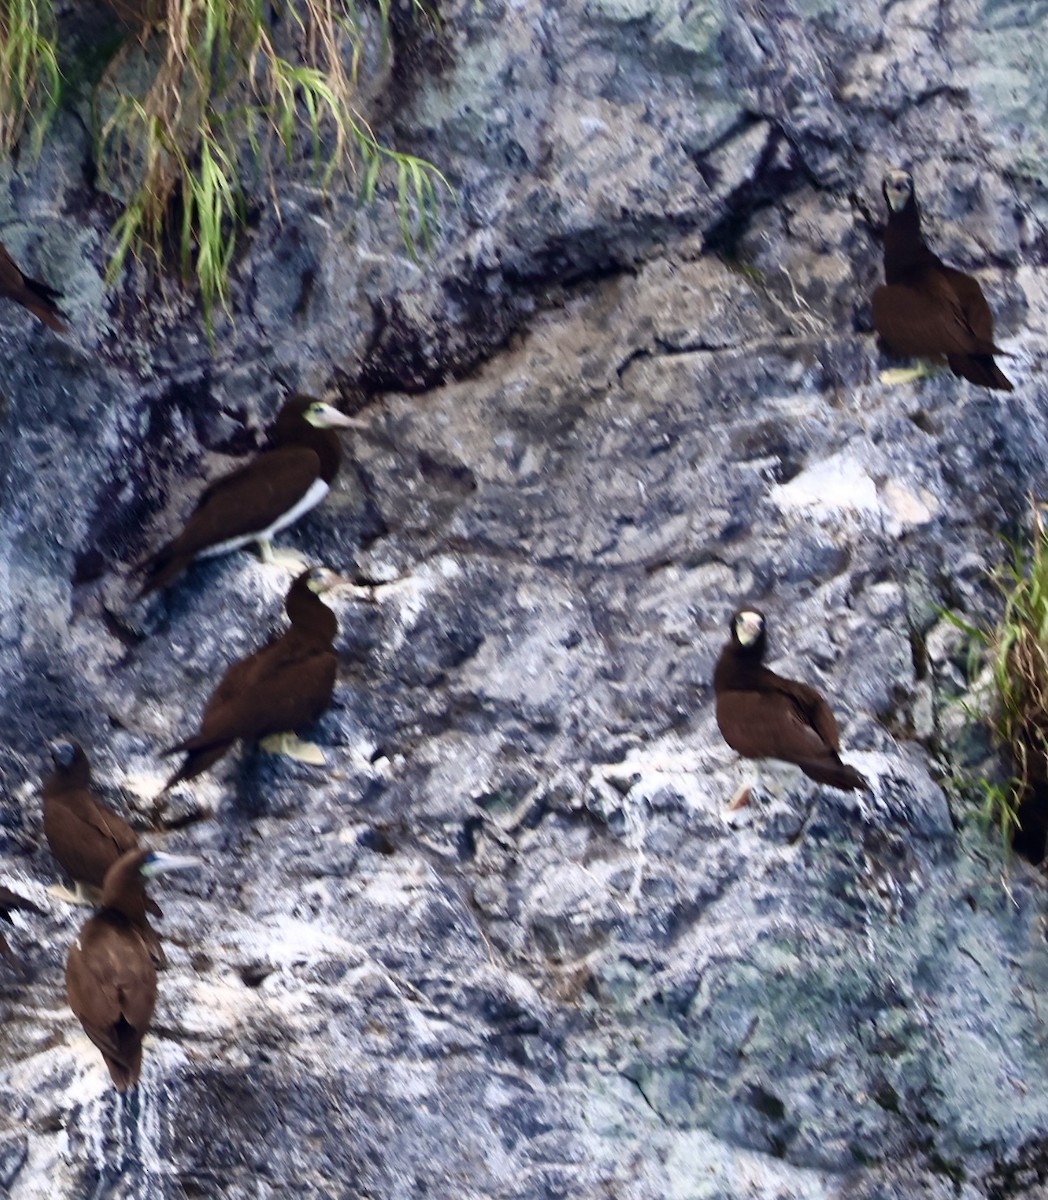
[162, 568, 341, 788]
[65, 848, 198, 1092]
[871, 167, 1013, 391]
[0, 243, 67, 333]
[714, 607, 870, 807]
[137, 395, 365, 596]
[43, 739, 159, 917]
[0, 884, 43, 967]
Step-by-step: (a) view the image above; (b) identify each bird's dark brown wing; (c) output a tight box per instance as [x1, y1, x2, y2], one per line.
[936, 265, 998, 344]
[159, 650, 264, 782]
[201, 643, 275, 711]
[874, 258, 1004, 351]
[0, 885, 43, 918]
[716, 689, 836, 764]
[170, 445, 324, 557]
[937, 265, 1015, 390]
[0, 244, 67, 333]
[65, 919, 156, 1089]
[873, 281, 987, 358]
[180, 641, 337, 750]
[44, 796, 162, 917]
[766, 674, 841, 752]
[167, 626, 336, 749]
[138, 445, 325, 595]
[44, 792, 138, 887]
[716, 688, 868, 791]
[716, 653, 870, 793]
[874, 273, 1013, 390]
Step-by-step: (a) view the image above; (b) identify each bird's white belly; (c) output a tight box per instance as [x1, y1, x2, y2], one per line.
[197, 478, 330, 558]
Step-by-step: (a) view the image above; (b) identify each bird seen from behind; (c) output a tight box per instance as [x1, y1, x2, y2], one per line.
[65, 848, 199, 1092]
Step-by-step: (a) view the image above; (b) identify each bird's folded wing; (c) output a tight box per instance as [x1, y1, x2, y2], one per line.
[76, 804, 138, 856]
[195, 654, 336, 747]
[68, 937, 154, 1052]
[769, 675, 841, 752]
[935, 263, 1002, 349]
[174, 446, 323, 555]
[873, 277, 997, 357]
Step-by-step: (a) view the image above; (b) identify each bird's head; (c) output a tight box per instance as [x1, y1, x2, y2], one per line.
[48, 737, 81, 770]
[300, 566, 343, 595]
[138, 850, 202, 880]
[882, 167, 914, 214]
[731, 607, 766, 650]
[301, 398, 367, 431]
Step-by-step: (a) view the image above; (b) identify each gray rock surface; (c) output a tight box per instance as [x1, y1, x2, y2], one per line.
[1, 0, 1048, 1196]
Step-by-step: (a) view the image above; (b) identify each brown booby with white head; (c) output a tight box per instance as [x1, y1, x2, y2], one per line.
[714, 607, 870, 804]
[0, 884, 43, 966]
[138, 395, 365, 596]
[43, 739, 159, 916]
[872, 167, 1013, 391]
[0, 243, 67, 333]
[65, 847, 198, 1092]
[162, 568, 341, 788]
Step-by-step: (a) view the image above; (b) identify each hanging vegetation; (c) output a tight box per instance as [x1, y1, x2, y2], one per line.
[0, 0, 447, 329]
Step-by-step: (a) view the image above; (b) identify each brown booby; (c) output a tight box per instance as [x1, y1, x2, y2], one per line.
[0, 884, 43, 966]
[43, 739, 160, 919]
[138, 395, 364, 596]
[65, 848, 198, 1091]
[872, 168, 1013, 391]
[714, 607, 870, 803]
[162, 568, 341, 788]
[0, 243, 67, 333]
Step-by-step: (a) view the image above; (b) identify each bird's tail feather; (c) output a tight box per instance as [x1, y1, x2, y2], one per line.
[25, 276, 63, 304]
[19, 274, 68, 331]
[798, 758, 871, 792]
[137, 546, 187, 598]
[104, 1048, 141, 1093]
[947, 353, 1014, 392]
[162, 741, 233, 791]
[24, 297, 67, 333]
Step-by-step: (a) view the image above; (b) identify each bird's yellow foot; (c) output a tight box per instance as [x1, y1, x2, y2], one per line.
[879, 363, 939, 386]
[726, 782, 752, 812]
[46, 882, 99, 907]
[259, 732, 326, 764]
[256, 541, 312, 572]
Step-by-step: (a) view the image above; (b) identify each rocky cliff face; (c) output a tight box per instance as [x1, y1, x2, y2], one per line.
[1, 0, 1047, 1196]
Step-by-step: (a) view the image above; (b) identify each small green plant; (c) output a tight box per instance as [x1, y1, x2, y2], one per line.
[946, 504, 1048, 856]
[0, 0, 59, 154]
[976, 778, 1022, 857]
[1, 0, 449, 332]
[98, 0, 449, 331]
